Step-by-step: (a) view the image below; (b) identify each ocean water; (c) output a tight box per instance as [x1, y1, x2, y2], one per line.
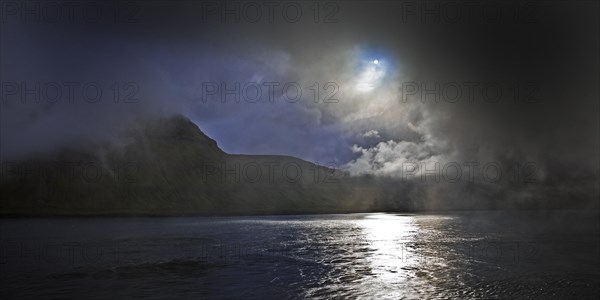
[1, 211, 599, 299]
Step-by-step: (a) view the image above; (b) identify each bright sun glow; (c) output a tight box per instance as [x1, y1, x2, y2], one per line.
[355, 59, 386, 92]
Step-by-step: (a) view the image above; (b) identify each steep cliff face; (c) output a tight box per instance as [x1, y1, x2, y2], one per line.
[0, 115, 388, 215]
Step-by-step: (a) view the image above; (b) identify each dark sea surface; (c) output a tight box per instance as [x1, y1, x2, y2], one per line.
[1, 211, 599, 299]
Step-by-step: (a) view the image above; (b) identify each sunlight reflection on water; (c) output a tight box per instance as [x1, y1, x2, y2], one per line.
[354, 214, 423, 298]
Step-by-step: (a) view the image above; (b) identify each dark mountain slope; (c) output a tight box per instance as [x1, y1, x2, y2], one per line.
[0, 115, 397, 215]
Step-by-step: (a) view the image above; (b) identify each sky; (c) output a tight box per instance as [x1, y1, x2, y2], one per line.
[1, 0, 599, 207]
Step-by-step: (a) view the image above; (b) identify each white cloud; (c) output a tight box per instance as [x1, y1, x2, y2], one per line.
[344, 139, 441, 177]
[363, 130, 380, 138]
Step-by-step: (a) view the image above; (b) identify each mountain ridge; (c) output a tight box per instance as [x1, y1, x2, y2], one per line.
[0, 114, 392, 216]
